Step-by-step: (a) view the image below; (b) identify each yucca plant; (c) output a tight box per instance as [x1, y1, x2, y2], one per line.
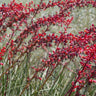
[0, 0, 96, 96]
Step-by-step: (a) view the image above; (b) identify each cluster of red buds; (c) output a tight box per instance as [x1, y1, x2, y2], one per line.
[0, 0, 96, 96]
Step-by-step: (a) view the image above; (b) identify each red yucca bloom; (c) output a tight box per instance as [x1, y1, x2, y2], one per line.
[0, 0, 96, 96]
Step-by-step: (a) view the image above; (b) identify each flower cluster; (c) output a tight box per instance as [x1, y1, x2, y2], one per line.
[0, 0, 96, 96]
